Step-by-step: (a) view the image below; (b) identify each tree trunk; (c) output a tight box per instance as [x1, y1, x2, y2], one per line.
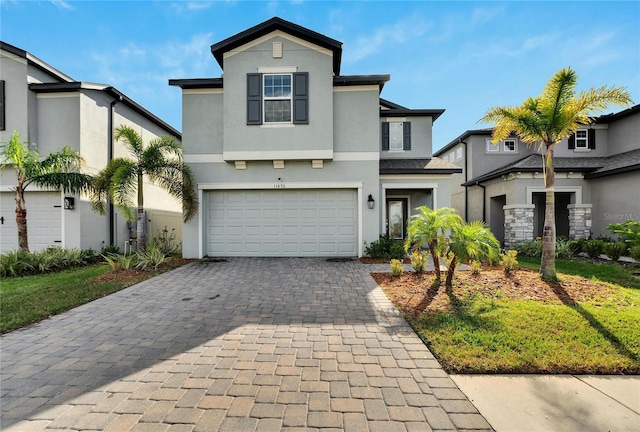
[136, 172, 146, 252]
[14, 185, 29, 252]
[540, 144, 557, 280]
[429, 240, 441, 281]
[445, 255, 457, 288]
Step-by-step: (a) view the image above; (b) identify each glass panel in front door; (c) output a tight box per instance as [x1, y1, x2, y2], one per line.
[388, 201, 404, 239]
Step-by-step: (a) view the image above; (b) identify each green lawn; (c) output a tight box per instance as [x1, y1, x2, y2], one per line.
[1, 263, 168, 333]
[403, 258, 640, 374]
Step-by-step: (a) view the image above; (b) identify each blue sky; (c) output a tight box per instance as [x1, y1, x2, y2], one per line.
[2, 1, 638, 151]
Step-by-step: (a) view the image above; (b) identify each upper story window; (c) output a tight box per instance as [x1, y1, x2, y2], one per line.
[264, 74, 292, 123]
[456, 147, 463, 160]
[503, 139, 517, 152]
[486, 138, 518, 154]
[247, 72, 308, 125]
[381, 121, 411, 151]
[575, 129, 588, 148]
[568, 128, 595, 151]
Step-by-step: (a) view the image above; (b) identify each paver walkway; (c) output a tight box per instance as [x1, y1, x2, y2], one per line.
[1, 258, 492, 431]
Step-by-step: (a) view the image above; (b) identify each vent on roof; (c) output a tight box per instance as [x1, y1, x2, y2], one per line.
[273, 41, 282, 58]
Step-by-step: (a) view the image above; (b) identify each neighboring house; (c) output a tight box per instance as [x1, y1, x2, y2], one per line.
[434, 104, 640, 247]
[0, 41, 183, 253]
[170, 17, 460, 259]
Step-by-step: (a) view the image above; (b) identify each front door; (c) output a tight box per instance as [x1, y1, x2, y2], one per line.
[387, 198, 408, 240]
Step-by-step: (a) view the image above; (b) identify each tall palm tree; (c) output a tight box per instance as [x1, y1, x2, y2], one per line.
[480, 68, 632, 280]
[446, 220, 500, 289]
[91, 125, 197, 251]
[0, 131, 93, 252]
[405, 206, 463, 282]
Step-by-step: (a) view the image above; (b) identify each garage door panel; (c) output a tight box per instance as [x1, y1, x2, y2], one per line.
[206, 189, 357, 257]
[1, 192, 61, 253]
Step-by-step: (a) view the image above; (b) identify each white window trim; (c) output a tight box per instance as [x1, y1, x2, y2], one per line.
[503, 138, 518, 153]
[575, 129, 589, 149]
[486, 138, 499, 152]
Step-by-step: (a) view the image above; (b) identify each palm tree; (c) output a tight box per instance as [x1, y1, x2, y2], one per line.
[90, 125, 197, 251]
[0, 131, 93, 252]
[445, 220, 500, 289]
[405, 206, 463, 282]
[480, 67, 632, 280]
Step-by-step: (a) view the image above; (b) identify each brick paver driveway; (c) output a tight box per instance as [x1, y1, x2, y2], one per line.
[1, 258, 492, 431]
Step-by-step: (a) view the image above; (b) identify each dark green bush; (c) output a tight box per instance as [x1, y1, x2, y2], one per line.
[515, 239, 542, 258]
[603, 242, 627, 261]
[583, 239, 605, 259]
[607, 220, 640, 248]
[365, 235, 406, 261]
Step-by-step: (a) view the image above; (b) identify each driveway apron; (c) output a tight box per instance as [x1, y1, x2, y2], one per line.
[1, 258, 492, 431]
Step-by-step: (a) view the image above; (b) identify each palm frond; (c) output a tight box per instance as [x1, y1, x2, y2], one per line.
[114, 125, 144, 158]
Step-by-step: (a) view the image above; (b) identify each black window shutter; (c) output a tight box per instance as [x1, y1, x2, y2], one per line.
[403, 122, 411, 150]
[381, 122, 389, 150]
[0, 80, 5, 131]
[293, 72, 309, 124]
[247, 73, 262, 125]
[568, 133, 575, 149]
[588, 128, 596, 149]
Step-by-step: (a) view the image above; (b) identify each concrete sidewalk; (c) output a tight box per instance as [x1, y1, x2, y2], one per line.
[451, 374, 640, 432]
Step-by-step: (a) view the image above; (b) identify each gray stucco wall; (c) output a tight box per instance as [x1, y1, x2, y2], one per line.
[380, 116, 433, 159]
[222, 35, 334, 160]
[589, 171, 640, 237]
[607, 115, 640, 155]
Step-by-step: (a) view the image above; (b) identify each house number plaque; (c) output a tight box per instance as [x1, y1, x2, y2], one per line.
[274, 183, 286, 189]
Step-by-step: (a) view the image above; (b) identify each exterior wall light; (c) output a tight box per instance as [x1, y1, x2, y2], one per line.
[367, 194, 375, 210]
[64, 196, 75, 210]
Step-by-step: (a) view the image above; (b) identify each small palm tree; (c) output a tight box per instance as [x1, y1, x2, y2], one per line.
[480, 68, 632, 280]
[445, 220, 500, 289]
[90, 126, 197, 251]
[0, 131, 93, 252]
[405, 206, 463, 282]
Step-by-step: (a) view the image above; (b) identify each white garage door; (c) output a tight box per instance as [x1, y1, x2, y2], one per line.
[207, 189, 358, 257]
[0, 192, 62, 253]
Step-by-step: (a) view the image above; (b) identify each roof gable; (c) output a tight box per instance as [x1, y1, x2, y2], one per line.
[210, 17, 343, 75]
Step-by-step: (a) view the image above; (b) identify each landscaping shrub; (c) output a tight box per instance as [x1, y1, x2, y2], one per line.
[390, 259, 404, 277]
[136, 244, 167, 271]
[150, 227, 182, 256]
[1, 247, 96, 277]
[630, 245, 640, 261]
[365, 235, 405, 261]
[100, 244, 121, 255]
[583, 239, 605, 259]
[607, 220, 640, 248]
[469, 260, 482, 276]
[555, 237, 576, 259]
[603, 242, 627, 261]
[500, 250, 519, 275]
[410, 250, 428, 273]
[102, 253, 137, 271]
[515, 239, 542, 257]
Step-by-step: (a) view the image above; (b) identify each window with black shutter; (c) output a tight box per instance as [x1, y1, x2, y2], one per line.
[569, 128, 596, 150]
[247, 72, 309, 125]
[381, 121, 411, 151]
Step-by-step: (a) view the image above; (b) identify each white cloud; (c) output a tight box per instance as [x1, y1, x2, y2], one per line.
[470, 6, 502, 25]
[50, 0, 73, 10]
[346, 14, 431, 63]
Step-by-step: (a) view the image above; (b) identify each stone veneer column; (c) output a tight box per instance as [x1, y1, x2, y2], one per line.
[567, 204, 593, 240]
[503, 204, 535, 250]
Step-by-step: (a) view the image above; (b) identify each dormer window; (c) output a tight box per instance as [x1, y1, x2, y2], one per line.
[247, 72, 309, 125]
[264, 74, 292, 123]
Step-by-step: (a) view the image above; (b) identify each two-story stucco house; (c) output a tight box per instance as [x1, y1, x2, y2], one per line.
[434, 104, 640, 247]
[170, 17, 460, 259]
[0, 41, 183, 253]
